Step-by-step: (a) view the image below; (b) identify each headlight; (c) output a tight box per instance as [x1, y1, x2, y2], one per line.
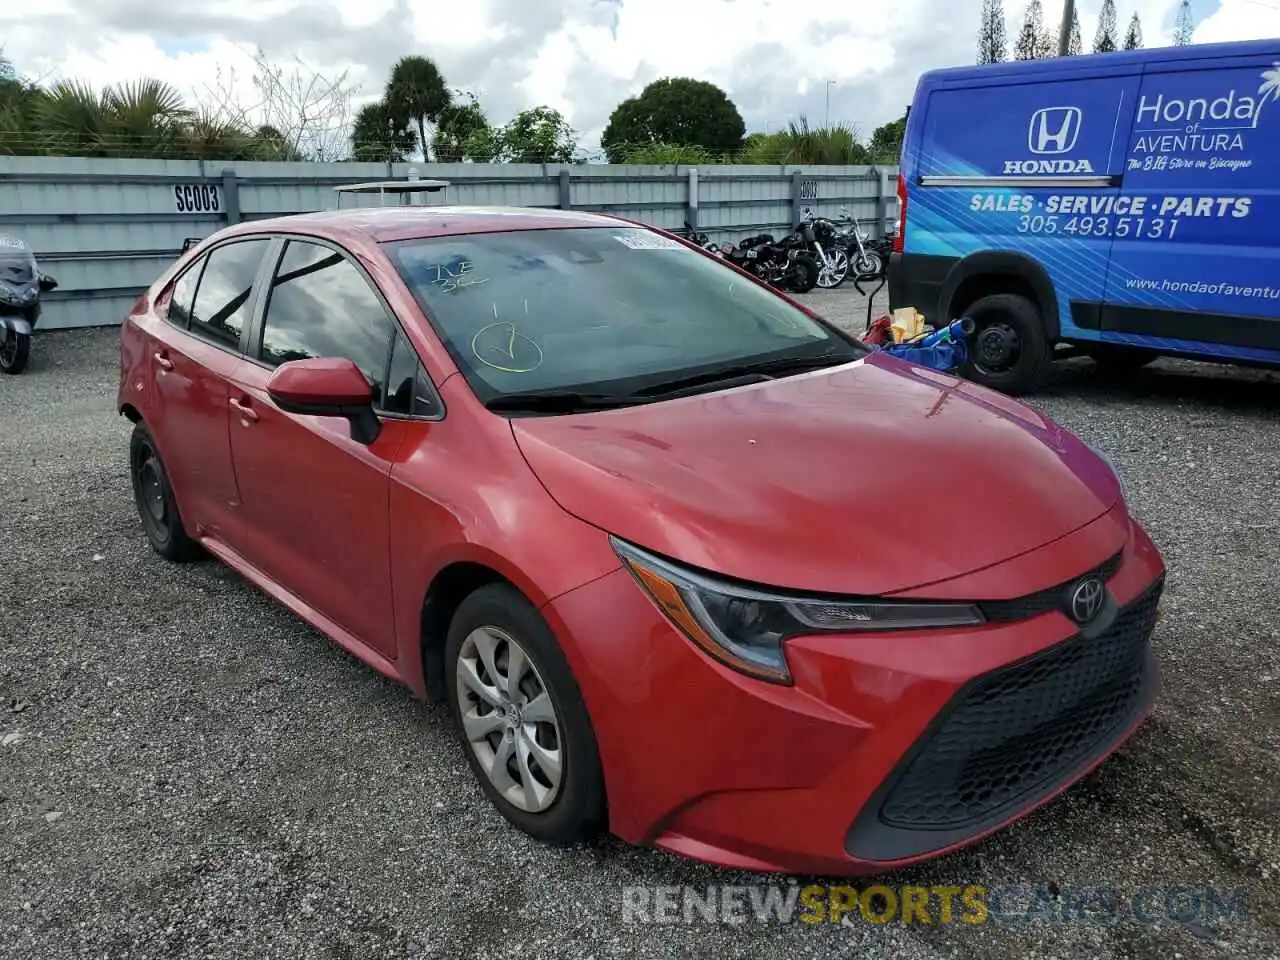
[1087, 443, 1128, 502]
[612, 538, 985, 685]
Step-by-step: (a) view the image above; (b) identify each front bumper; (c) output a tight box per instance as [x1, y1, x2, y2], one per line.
[542, 509, 1165, 876]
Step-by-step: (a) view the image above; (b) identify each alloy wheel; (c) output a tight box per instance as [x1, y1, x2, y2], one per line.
[817, 249, 850, 288]
[455, 625, 564, 813]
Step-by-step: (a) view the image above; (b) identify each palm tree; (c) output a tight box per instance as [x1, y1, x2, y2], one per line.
[102, 78, 191, 157]
[385, 55, 451, 161]
[350, 99, 417, 162]
[33, 80, 111, 155]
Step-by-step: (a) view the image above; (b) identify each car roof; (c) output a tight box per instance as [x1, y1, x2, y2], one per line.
[222, 205, 630, 245]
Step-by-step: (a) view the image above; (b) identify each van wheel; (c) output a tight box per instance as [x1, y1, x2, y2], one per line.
[1086, 344, 1158, 375]
[961, 293, 1050, 396]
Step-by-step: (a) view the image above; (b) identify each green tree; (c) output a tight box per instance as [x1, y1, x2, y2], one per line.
[1174, 0, 1194, 45]
[1093, 0, 1119, 53]
[869, 114, 907, 162]
[1014, 0, 1051, 60]
[1064, 6, 1083, 55]
[350, 99, 417, 162]
[385, 55, 450, 161]
[601, 77, 744, 163]
[978, 0, 1009, 63]
[1123, 13, 1143, 50]
[433, 91, 490, 162]
[492, 106, 576, 163]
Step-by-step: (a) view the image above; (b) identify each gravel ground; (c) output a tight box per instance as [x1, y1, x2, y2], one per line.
[2, 288, 1279, 960]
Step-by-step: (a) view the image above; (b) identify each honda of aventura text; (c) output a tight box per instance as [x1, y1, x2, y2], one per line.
[890, 38, 1280, 394]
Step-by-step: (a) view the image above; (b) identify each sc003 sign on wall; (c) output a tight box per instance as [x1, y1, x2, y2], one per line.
[173, 183, 222, 214]
[799, 179, 819, 201]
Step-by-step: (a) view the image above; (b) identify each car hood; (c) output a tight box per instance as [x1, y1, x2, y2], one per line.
[511, 354, 1121, 596]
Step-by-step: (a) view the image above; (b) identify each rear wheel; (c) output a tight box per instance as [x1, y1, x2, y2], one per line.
[961, 293, 1051, 396]
[0, 329, 30, 374]
[130, 422, 202, 562]
[788, 255, 819, 294]
[1085, 343, 1158, 375]
[445, 583, 605, 845]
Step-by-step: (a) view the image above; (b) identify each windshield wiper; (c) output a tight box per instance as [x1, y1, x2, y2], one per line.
[631, 351, 854, 399]
[483, 390, 647, 413]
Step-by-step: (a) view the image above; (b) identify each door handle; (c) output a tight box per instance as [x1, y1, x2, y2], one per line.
[153, 351, 174, 372]
[229, 397, 259, 423]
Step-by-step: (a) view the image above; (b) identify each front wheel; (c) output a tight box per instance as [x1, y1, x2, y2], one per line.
[961, 293, 1051, 396]
[446, 583, 606, 845]
[816, 248, 850, 288]
[0, 329, 30, 374]
[853, 250, 884, 278]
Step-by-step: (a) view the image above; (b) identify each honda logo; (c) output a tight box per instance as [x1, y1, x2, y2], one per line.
[1028, 107, 1082, 155]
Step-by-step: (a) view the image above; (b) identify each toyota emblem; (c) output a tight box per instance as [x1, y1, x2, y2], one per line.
[1069, 577, 1105, 624]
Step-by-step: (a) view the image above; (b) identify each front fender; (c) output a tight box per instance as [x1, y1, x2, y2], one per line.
[0, 315, 33, 338]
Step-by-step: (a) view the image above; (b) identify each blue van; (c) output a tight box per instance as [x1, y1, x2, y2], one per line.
[889, 38, 1280, 394]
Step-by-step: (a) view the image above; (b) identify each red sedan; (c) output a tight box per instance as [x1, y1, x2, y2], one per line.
[117, 207, 1165, 875]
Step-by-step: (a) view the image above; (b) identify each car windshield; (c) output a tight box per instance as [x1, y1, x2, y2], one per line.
[384, 226, 864, 408]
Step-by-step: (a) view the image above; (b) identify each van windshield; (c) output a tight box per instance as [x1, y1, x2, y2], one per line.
[385, 226, 863, 409]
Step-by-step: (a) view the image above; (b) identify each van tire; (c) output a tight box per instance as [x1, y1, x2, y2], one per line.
[1086, 343, 1158, 375]
[961, 293, 1050, 396]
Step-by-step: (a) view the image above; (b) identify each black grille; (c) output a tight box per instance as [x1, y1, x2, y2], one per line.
[875, 578, 1162, 834]
[978, 551, 1124, 623]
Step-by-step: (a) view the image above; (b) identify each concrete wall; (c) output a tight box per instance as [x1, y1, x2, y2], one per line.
[0, 156, 900, 330]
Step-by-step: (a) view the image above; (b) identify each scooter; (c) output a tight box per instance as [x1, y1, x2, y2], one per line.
[0, 237, 58, 375]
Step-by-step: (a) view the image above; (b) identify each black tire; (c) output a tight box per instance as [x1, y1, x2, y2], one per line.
[1086, 343, 1158, 375]
[0, 329, 30, 375]
[129, 422, 203, 562]
[961, 293, 1051, 396]
[445, 583, 606, 845]
[787, 255, 819, 294]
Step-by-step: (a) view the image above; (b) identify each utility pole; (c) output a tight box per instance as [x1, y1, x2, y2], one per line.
[825, 80, 836, 128]
[1057, 0, 1075, 56]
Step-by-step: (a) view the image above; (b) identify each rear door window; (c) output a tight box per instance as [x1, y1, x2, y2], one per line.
[188, 239, 270, 350]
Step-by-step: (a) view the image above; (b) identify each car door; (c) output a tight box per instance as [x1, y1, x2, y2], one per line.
[224, 237, 422, 660]
[1099, 49, 1280, 360]
[143, 237, 272, 544]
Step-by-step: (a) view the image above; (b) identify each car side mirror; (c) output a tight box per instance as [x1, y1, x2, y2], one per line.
[38, 273, 57, 292]
[266, 357, 381, 445]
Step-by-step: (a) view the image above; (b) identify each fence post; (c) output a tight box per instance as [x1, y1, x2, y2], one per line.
[875, 167, 893, 238]
[220, 169, 242, 225]
[686, 167, 699, 231]
[558, 168, 572, 209]
[790, 170, 804, 228]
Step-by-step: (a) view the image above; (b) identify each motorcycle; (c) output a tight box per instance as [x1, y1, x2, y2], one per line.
[0, 236, 58, 375]
[720, 232, 819, 294]
[790, 210, 851, 289]
[830, 208, 890, 279]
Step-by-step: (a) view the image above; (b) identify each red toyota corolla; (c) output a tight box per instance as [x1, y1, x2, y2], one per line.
[117, 207, 1165, 875]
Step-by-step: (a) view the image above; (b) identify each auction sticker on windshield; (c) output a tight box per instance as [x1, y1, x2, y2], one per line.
[614, 230, 683, 250]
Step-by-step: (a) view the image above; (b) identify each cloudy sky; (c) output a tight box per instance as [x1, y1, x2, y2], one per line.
[0, 0, 1276, 156]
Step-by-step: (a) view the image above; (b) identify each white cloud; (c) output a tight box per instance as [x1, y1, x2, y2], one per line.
[0, 0, 1273, 157]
